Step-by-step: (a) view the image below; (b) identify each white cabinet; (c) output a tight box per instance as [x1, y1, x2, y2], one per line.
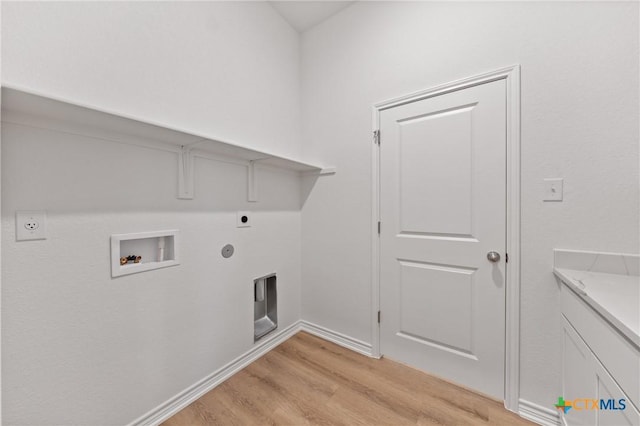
[595, 361, 638, 426]
[562, 318, 597, 426]
[561, 286, 640, 426]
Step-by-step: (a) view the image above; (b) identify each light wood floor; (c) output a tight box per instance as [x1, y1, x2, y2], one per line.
[163, 332, 534, 425]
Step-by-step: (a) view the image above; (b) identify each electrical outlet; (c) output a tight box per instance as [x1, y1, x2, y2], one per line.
[237, 211, 251, 228]
[16, 211, 47, 241]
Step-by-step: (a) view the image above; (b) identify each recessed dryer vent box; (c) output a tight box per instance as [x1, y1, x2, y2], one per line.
[111, 230, 179, 278]
[254, 274, 277, 341]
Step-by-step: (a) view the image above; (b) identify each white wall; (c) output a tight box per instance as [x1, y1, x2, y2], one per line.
[1, 1, 301, 158]
[1, 2, 303, 424]
[2, 122, 303, 425]
[300, 0, 639, 410]
[3, 1, 639, 423]
[0, 3, 3, 421]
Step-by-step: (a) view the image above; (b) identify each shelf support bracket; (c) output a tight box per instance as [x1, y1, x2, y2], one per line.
[248, 160, 258, 202]
[177, 146, 194, 199]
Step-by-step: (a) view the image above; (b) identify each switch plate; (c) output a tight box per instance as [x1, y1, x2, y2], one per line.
[237, 211, 251, 227]
[16, 211, 47, 241]
[543, 178, 563, 201]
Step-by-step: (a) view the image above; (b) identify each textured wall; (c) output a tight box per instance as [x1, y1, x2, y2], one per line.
[1, 121, 303, 425]
[3, 1, 639, 422]
[300, 1, 639, 409]
[1, 2, 303, 424]
[1, 1, 301, 158]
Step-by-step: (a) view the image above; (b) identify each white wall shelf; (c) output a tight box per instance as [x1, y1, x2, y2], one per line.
[111, 230, 179, 278]
[1, 86, 335, 200]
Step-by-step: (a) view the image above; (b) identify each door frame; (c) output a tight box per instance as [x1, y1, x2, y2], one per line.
[370, 65, 521, 412]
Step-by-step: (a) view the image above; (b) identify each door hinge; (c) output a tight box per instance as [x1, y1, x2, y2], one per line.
[505, 253, 509, 263]
[373, 130, 380, 145]
[377, 311, 381, 324]
[377, 221, 381, 234]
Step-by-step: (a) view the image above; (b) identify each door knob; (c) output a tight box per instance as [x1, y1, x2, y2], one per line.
[487, 251, 501, 262]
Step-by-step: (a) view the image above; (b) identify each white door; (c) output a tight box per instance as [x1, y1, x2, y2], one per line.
[379, 79, 507, 399]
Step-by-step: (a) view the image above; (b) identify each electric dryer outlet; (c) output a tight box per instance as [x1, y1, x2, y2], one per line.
[16, 211, 47, 241]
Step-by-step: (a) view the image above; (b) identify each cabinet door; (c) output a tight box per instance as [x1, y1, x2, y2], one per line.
[562, 317, 597, 426]
[595, 361, 640, 426]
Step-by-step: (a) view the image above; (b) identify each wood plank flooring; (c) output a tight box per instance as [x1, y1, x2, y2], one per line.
[163, 332, 534, 425]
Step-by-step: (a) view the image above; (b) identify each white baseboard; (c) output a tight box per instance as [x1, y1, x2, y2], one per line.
[299, 320, 374, 358]
[519, 398, 561, 426]
[128, 321, 302, 426]
[136, 320, 550, 426]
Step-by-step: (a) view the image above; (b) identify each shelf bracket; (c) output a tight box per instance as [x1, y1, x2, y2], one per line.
[248, 160, 258, 202]
[177, 146, 194, 199]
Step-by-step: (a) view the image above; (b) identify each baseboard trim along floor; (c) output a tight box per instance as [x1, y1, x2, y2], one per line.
[130, 320, 373, 426]
[129, 320, 543, 426]
[519, 398, 561, 426]
[128, 321, 302, 426]
[299, 320, 374, 358]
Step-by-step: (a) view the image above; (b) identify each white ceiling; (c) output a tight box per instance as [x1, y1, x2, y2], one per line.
[269, 1, 355, 33]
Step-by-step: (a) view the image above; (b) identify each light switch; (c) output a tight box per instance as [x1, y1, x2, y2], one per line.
[543, 178, 563, 201]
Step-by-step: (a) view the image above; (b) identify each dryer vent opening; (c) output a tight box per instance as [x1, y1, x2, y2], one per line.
[254, 274, 277, 341]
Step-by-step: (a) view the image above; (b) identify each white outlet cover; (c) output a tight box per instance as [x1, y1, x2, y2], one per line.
[237, 211, 251, 227]
[543, 178, 564, 201]
[16, 210, 47, 241]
